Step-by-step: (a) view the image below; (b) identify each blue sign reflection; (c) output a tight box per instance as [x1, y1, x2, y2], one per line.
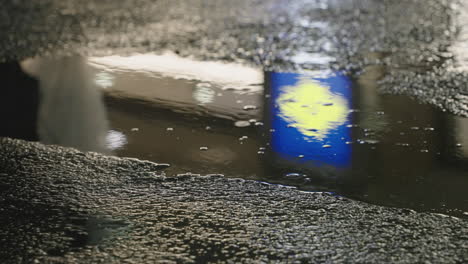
[268, 71, 352, 167]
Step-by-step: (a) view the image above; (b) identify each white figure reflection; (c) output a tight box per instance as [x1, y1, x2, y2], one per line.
[21, 56, 110, 154]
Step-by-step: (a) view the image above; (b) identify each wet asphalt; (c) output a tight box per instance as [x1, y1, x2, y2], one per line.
[1, 0, 468, 262]
[0, 137, 467, 263]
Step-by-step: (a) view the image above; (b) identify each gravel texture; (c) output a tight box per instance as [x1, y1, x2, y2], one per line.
[0, 137, 467, 263]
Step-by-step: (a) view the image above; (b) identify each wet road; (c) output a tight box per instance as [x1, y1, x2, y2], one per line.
[1, 138, 467, 263]
[1, 0, 468, 262]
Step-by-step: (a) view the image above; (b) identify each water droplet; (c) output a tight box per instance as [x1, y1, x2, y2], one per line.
[205, 126, 211, 130]
[130, 128, 139, 132]
[410, 127, 420, 130]
[200, 147, 209, 151]
[166, 127, 174, 131]
[234, 121, 251, 127]
[254, 122, 264, 126]
[155, 163, 171, 170]
[420, 149, 429, 153]
[259, 147, 266, 151]
[322, 144, 332, 148]
[396, 143, 410, 147]
[249, 119, 257, 123]
[243, 105, 257, 111]
[346, 124, 358, 128]
[364, 139, 380, 144]
[239, 136, 248, 141]
[298, 155, 304, 158]
[456, 143, 463, 147]
[257, 151, 265, 155]
[345, 141, 354, 144]
[424, 127, 435, 131]
[285, 173, 301, 178]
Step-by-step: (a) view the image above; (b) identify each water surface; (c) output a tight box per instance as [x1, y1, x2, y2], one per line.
[91, 58, 468, 218]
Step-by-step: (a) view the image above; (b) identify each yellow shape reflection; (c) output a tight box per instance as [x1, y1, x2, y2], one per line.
[277, 80, 349, 140]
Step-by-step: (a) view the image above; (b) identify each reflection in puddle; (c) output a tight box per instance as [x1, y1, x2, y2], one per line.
[106, 130, 128, 151]
[95, 71, 115, 89]
[2, 55, 467, 217]
[88, 55, 262, 122]
[99, 61, 467, 217]
[268, 72, 352, 167]
[89, 53, 263, 92]
[20, 56, 110, 154]
[193, 83, 216, 105]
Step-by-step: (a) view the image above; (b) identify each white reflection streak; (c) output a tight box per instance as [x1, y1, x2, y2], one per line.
[88, 52, 263, 92]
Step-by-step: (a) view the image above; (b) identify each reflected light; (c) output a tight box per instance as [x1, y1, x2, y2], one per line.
[277, 79, 348, 140]
[269, 72, 352, 167]
[95, 71, 115, 89]
[106, 130, 128, 150]
[89, 52, 263, 92]
[193, 84, 216, 105]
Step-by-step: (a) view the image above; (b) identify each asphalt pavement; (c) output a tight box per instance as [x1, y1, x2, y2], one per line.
[0, 138, 467, 263]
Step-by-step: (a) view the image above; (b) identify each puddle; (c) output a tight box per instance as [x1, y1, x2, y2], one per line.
[263, 71, 468, 217]
[2, 1, 468, 262]
[2, 54, 467, 217]
[88, 57, 468, 217]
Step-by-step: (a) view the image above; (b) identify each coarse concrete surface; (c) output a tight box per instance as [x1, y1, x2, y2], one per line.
[0, 137, 467, 263]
